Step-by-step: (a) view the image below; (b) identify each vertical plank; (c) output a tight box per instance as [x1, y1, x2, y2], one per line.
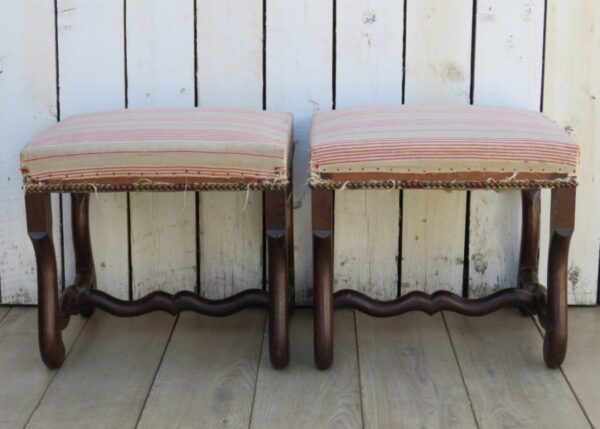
[402, 0, 472, 295]
[137, 311, 265, 428]
[541, 0, 600, 304]
[0, 1, 61, 304]
[334, 191, 399, 299]
[196, 0, 263, 299]
[266, 0, 333, 304]
[26, 312, 174, 429]
[334, 0, 403, 299]
[469, 0, 545, 298]
[251, 311, 362, 428]
[446, 311, 589, 428]
[0, 309, 86, 428]
[57, 0, 129, 299]
[127, 0, 196, 297]
[357, 313, 477, 428]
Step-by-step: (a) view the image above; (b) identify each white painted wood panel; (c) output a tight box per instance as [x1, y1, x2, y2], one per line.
[266, 0, 333, 304]
[196, 0, 264, 299]
[57, 0, 129, 299]
[127, 0, 197, 297]
[334, 0, 403, 299]
[542, 0, 600, 304]
[402, 0, 472, 295]
[334, 191, 400, 299]
[469, 0, 545, 298]
[0, 1, 61, 304]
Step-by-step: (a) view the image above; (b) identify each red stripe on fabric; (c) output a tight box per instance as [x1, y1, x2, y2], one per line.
[316, 119, 561, 135]
[24, 149, 283, 163]
[312, 141, 578, 153]
[29, 129, 288, 148]
[313, 153, 578, 167]
[313, 138, 577, 149]
[59, 115, 291, 134]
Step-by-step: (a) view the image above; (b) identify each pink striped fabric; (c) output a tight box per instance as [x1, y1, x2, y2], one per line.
[310, 105, 579, 177]
[21, 108, 293, 184]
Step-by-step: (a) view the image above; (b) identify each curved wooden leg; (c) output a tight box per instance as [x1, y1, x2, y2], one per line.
[313, 189, 334, 370]
[71, 193, 96, 318]
[26, 193, 65, 369]
[518, 189, 541, 316]
[266, 190, 289, 369]
[544, 187, 575, 368]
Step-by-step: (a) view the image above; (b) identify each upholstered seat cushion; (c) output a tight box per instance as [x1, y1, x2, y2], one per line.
[21, 108, 293, 187]
[310, 105, 579, 182]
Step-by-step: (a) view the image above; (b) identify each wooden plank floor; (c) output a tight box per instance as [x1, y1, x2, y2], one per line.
[0, 306, 597, 428]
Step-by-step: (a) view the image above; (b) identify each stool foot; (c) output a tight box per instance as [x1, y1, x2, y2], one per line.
[543, 188, 575, 368]
[26, 193, 66, 369]
[266, 190, 291, 369]
[312, 189, 334, 370]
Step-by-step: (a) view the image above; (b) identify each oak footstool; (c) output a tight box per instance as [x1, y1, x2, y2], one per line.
[21, 108, 294, 369]
[309, 105, 579, 370]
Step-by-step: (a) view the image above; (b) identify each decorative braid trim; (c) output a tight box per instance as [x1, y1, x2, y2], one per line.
[309, 177, 578, 190]
[24, 179, 289, 193]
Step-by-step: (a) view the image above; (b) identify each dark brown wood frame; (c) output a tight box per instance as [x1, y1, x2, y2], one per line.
[26, 187, 294, 369]
[312, 187, 576, 370]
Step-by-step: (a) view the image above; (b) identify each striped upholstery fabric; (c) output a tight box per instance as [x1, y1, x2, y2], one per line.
[310, 105, 579, 178]
[21, 108, 293, 185]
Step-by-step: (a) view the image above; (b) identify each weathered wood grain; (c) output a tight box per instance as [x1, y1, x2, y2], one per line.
[0, 308, 86, 428]
[200, 192, 263, 299]
[469, 0, 545, 298]
[196, 0, 264, 299]
[540, 0, 600, 304]
[0, 1, 61, 304]
[402, 0, 472, 295]
[334, 0, 403, 300]
[57, 0, 129, 299]
[26, 312, 174, 429]
[266, 0, 333, 304]
[127, 0, 197, 297]
[334, 190, 399, 299]
[356, 312, 476, 428]
[137, 311, 265, 429]
[561, 308, 600, 426]
[446, 310, 589, 428]
[251, 310, 361, 428]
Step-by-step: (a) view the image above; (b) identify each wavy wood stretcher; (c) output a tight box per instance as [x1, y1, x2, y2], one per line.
[26, 185, 294, 370]
[312, 184, 576, 370]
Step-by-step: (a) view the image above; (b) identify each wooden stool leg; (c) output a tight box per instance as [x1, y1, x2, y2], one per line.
[518, 189, 541, 315]
[266, 189, 289, 369]
[286, 189, 295, 313]
[26, 193, 65, 369]
[544, 187, 575, 368]
[312, 189, 334, 370]
[71, 193, 96, 317]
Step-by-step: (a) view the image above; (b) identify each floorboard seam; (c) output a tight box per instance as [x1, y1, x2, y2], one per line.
[531, 315, 594, 428]
[353, 311, 366, 429]
[134, 314, 180, 429]
[0, 307, 11, 325]
[441, 312, 481, 429]
[23, 315, 90, 429]
[247, 314, 267, 429]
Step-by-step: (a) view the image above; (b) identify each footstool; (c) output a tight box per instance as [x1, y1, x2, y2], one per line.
[21, 108, 294, 369]
[309, 105, 579, 370]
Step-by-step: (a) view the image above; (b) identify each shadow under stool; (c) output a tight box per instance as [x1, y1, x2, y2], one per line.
[309, 105, 579, 370]
[20, 108, 294, 369]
